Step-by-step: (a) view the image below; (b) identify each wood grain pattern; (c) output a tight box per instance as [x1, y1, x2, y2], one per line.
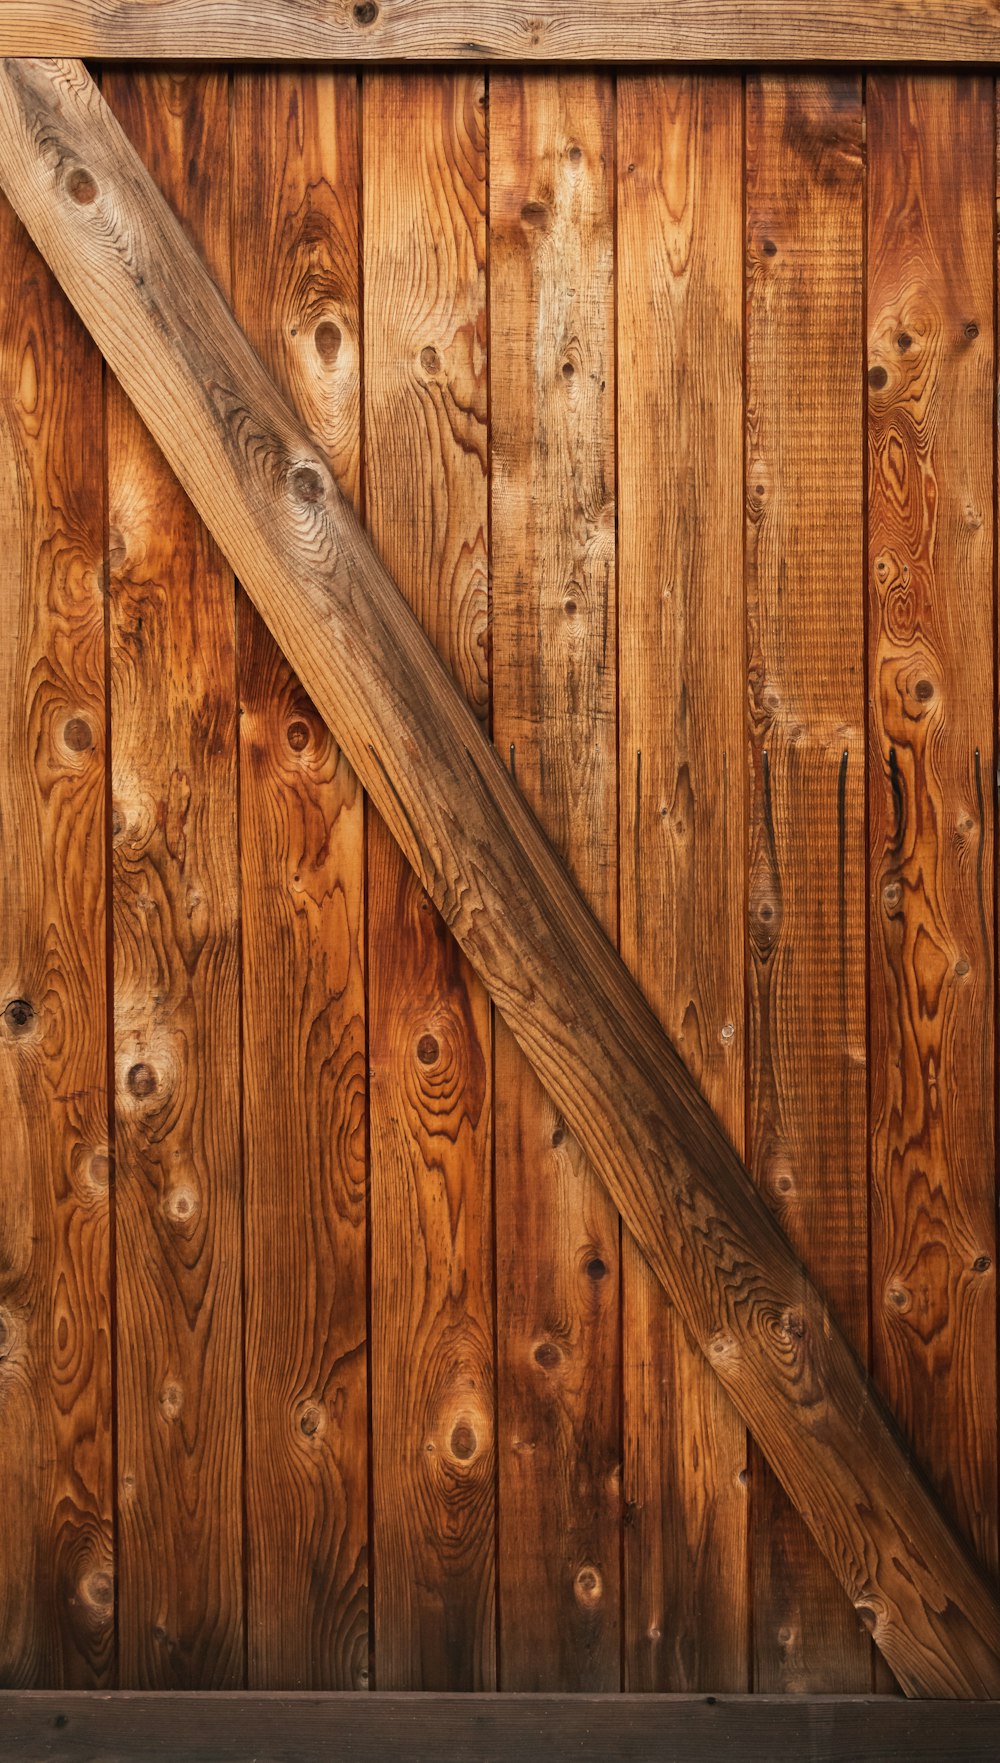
[231, 69, 368, 1691]
[4, 2, 1000, 62]
[6, 1692, 1000, 1763]
[867, 76, 997, 1574]
[745, 76, 870, 1695]
[362, 71, 495, 1691]
[617, 72, 748, 1694]
[490, 70, 621, 1692]
[6, 57, 1000, 1698]
[0, 187, 112, 1688]
[103, 70, 243, 1689]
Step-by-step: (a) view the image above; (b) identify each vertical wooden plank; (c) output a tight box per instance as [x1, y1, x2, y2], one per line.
[490, 72, 620, 1692]
[868, 75, 996, 1579]
[0, 199, 113, 1687]
[104, 72, 243, 1689]
[745, 76, 869, 1692]
[617, 74, 748, 1692]
[363, 71, 495, 1691]
[231, 72, 368, 1690]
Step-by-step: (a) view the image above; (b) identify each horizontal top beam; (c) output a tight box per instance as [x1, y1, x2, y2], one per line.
[1, 1, 1000, 63]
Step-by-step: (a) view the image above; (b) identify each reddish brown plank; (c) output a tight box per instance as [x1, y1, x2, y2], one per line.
[104, 70, 243, 1688]
[490, 70, 621, 1691]
[231, 69, 368, 1691]
[745, 75, 870, 1692]
[617, 72, 748, 1692]
[0, 191, 113, 1688]
[362, 70, 495, 1691]
[867, 75, 997, 1584]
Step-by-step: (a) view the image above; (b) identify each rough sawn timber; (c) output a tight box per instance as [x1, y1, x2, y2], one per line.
[3, 1, 1000, 63]
[1, 56, 999, 1701]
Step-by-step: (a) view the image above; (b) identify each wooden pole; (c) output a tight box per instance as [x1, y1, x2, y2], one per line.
[0, 56, 998, 1698]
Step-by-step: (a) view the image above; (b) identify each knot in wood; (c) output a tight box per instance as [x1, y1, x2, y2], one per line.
[520, 200, 549, 230]
[420, 345, 441, 376]
[534, 1340, 560, 1371]
[63, 716, 93, 751]
[158, 1382, 183, 1422]
[290, 464, 325, 505]
[163, 1183, 199, 1225]
[354, 0, 379, 22]
[416, 1032, 439, 1065]
[314, 320, 342, 364]
[298, 1401, 325, 1439]
[450, 1420, 477, 1461]
[585, 1256, 607, 1282]
[67, 166, 98, 205]
[3, 998, 36, 1038]
[83, 1570, 113, 1609]
[868, 364, 888, 390]
[574, 1565, 603, 1609]
[286, 719, 310, 752]
[126, 1061, 156, 1099]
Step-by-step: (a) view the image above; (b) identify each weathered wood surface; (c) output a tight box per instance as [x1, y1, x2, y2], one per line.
[3, 1, 1000, 62]
[4, 1692, 1000, 1762]
[744, 76, 871, 1694]
[103, 69, 243, 1690]
[2, 58, 998, 1699]
[616, 71, 748, 1693]
[231, 67, 369, 1691]
[490, 70, 621, 1692]
[0, 167, 112, 1687]
[363, 69, 495, 1691]
[867, 70, 997, 1578]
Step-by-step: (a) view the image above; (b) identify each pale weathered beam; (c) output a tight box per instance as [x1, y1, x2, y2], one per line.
[0, 0, 1000, 63]
[0, 56, 998, 1699]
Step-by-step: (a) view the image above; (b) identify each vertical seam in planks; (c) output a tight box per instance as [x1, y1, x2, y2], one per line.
[611, 66, 625, 1701]
[993, 71, 1000, 1596]
[740, 67, 753, 1698]
[227, 67, 250, 1695]
[483, 64, 504, 1694]
[995, 71, 1000, 1597]
[859, 71, 878, 1695]
[96, 57, 121, 1680]
[357, 62, 376, 1700]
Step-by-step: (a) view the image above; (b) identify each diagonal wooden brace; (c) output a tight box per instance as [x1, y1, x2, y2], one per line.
[0, 55, 997, 1699]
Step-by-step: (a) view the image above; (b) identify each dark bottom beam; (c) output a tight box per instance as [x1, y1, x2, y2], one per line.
[2, 1693, 999, 1763]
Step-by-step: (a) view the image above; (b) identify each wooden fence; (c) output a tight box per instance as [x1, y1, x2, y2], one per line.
[1, 13, 1000, 1756]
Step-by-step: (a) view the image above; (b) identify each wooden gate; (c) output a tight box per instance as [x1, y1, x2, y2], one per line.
[1, 6, 1000, 1757]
